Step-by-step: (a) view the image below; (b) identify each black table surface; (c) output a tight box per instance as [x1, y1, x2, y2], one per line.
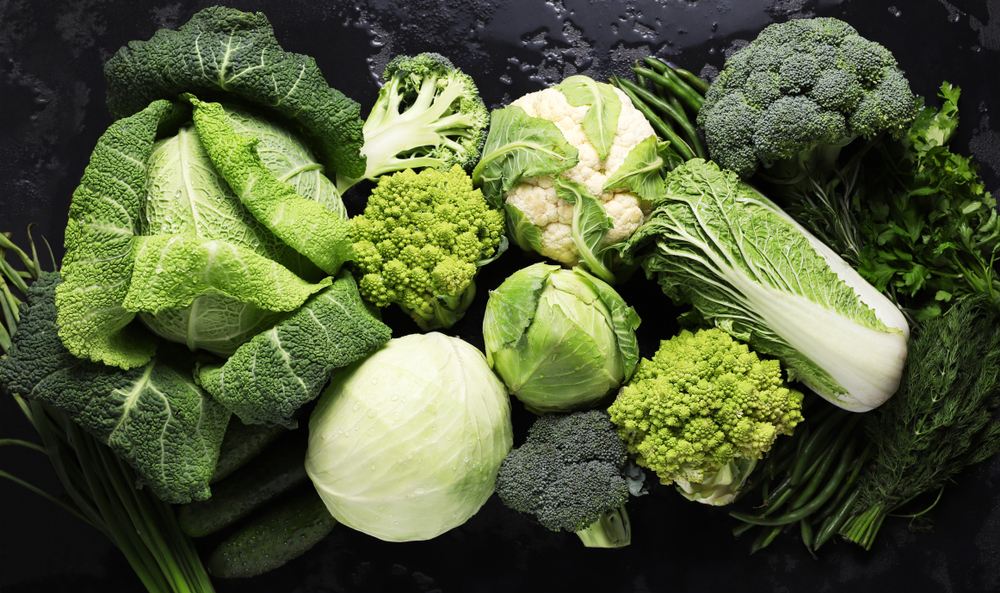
[2, 1, 1000, 592]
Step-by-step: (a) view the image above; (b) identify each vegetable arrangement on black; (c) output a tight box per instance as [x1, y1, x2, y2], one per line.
[1, 5, 998, 593]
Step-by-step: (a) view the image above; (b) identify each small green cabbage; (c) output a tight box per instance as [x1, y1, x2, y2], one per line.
[482, 263, 641, 413]
[304, 333, 513, 542]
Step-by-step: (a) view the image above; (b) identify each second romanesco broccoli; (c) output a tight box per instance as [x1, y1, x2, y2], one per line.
[350, 165, 506, 330]
[608, 328, 804, 505]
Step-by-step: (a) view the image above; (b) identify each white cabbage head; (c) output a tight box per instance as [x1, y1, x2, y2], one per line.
[305, 333, 513, 542]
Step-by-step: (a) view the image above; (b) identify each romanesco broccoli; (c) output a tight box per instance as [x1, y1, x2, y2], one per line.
[494, 409, 635, 548]
[697, 17, 916, 181]
[350, 165, 506, 330]
[608, 328, 804, 505]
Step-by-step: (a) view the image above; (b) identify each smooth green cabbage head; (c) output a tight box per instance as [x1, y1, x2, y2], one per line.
[482, 263, 641, 413]
[305, 332, 513, 542]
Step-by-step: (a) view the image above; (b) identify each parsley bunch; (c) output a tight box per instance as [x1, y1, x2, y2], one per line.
[781, 82, 1000, 322]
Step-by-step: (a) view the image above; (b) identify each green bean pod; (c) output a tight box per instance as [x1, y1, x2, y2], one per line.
[610, 76, 695, 161]
[614, 75, 706, 159]
[632, 66, 704, 114]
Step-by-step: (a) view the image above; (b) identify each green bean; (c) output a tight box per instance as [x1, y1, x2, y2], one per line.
[813, 440, 873, 523]
[762, 487, 795, 517]
[790, 408, 849, 485]
[800, 519, 815, 556]
[814, 488, 863, 550]
[633, 57, 684, 113]
[632, 66, 704, 114]
[610, 77, 695, 160]
[750, 525, 783, 554]
[673, 66, 710, 96]
[615, 75, 706, 159]
[730, 435, 860, 526]
[789, 416, 861, 510]
[642, 56, 669, 74]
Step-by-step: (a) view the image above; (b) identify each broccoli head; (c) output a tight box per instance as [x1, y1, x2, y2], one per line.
[338, 52, 490, 193]
[697, 17, 917, 179]
[494, 409, 633, 548]
[607, 328, 804, 506]
[350, 165, 505, 330]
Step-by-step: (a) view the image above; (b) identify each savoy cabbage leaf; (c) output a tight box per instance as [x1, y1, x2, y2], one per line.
[103, 5, 365, 180]
[0, 273, 230, 504]
[55, 100, 184, 370]
[196, 271, 392, 429]
[188, 96, 355, 276]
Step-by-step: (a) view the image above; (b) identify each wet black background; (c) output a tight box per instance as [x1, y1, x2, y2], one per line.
[2, 0, 999, 592]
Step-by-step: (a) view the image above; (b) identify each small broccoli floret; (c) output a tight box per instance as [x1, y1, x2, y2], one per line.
[697, 17, 917, 180]
[607, 328, 804, 506]
[338, 52, 489, 193]
[349, 165, 505, 330]
[494, 410, 634, 548]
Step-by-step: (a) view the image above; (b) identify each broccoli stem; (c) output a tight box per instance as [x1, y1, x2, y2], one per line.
[574, 505, 631, 548]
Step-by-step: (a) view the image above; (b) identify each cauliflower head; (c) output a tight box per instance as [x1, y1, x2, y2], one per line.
[504, 81, 656, 266]
[607, 328, 804, 505]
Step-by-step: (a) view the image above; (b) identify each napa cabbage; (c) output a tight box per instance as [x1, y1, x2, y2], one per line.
[621, 159, 909, 412]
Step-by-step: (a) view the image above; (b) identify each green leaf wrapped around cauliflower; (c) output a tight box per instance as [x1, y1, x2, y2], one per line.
[473, 76, 660, 284]
[608, 328, 804, 506]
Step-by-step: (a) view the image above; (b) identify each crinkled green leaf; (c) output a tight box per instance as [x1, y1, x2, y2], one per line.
[196, 272, 392, 429]
[0, 273, 229, 504]
[104, 5, 365, 179]
[472, 105, 578, 208]
[189, 97, 354, 276]
[123, 234, 331, 315]
[56, 100, 185, 370]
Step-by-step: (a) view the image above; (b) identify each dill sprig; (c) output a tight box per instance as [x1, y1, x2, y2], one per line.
[841, 297, 1000, 549]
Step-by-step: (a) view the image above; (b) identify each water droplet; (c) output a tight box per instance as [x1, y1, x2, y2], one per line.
[414, 488, 425, 495]
[390, 394, 399, 401]
[371, 465, 376, 470]
[372, 378, 378, 385]
[431, 424, 438, 431]
[948, 12, 960, 23]
[972, 45, 982, 53]
[367, 409, 377, 418]
[352, 402, 363, 412]
[887, 6, 901, 17]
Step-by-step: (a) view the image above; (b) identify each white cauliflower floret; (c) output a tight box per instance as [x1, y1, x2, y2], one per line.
[504, 85, 656, 266]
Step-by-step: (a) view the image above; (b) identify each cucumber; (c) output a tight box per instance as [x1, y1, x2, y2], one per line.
[211, 416, 288, 483]
[207, 485, 337, 578]
[178, 429, 309, 537]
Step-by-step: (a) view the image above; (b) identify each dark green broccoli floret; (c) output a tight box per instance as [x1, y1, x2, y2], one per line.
[337, 52, 490, 193]
[697, 17, 917, 179]
[494, 409, 633, 548]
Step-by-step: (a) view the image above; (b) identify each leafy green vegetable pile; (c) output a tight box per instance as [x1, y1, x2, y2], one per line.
[2, 8, 999, 592]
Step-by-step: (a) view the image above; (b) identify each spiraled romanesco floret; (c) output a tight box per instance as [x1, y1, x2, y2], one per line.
[608, 328, 804, 505]
[350, 165, 505, 330]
